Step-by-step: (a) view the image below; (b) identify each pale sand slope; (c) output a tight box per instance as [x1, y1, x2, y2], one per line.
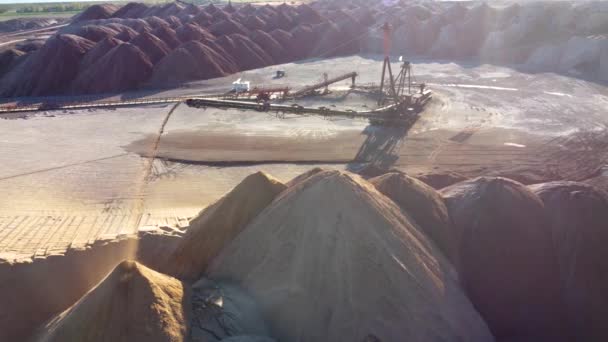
[37, 260, 189, 342]
[370, 172, 455, 263]
[208, 170, 493, 342]
[163, 171, 287, 280]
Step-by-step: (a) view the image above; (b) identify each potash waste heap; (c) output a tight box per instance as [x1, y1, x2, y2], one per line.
[1, 168, 607, 342]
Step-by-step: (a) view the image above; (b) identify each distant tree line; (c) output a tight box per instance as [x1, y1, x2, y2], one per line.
[16, 3, 89, 14]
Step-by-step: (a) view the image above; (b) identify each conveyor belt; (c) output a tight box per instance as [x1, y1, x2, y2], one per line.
[0, 94, 218, 114]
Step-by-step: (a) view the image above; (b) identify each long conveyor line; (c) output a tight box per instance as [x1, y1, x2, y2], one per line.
[0, 94, 220, 114]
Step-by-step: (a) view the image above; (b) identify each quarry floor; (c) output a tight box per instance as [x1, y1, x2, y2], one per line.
[1, 55, 607, 263]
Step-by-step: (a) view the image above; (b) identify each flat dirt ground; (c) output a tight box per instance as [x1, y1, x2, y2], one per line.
[1, 55, 607, 262]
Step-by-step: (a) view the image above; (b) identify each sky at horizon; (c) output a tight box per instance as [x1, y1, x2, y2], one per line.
[0, 0, 139, 4]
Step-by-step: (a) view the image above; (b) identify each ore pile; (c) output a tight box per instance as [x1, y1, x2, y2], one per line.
[36, 261, 188, 342]
[0, 1, 378, 97]
[3, 169, 608, 342]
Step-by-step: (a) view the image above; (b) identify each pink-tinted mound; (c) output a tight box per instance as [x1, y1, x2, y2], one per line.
[111, 2, 149, 19]
[152, 25, 181, 49]
[150, 40, 236, 85]
[71, 42, 153, 94]
[217, 33, 273, 71]
[0, 34, 95, 97]
[209, 18, 248, 36]
[74, 25, 119, 42]
[131, 31, 171, 63]
[74, 4, 119, 23]
[176, 23, 214, 42]
[79, 36, 122, 71]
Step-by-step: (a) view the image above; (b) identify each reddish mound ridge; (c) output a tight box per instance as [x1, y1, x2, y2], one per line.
[238, 3, 256, 15]
[270, 28, 296, 56]
[250, 29, 286, 63]
[152, 25, 181, 49]
[290, 24, 316, 59]
[0, 1, 376, 96]
[165, 15, 182, 29]
[155, 2, 184, 17]
[190, 11, 212, 27]
[218, 33, 273, 70]
[176, 23, 214, 42]
[243, 14, 266, 31]
[79, 36, 122, 71]
[0, 49, 25, 78]
[209, 18, 248, 36]
[111, 2, 149, 19]
[145, 16, 170, 29]
[71, 42, 153, 94]
[123, 18, 152, 33]
[204, 3, 218, 15]
[150, 40, 237, 86]
[441, 177, 570, 340]
[0, 34, 95, 97]
[296, 3, 324, 24]
[131, 31, 171, 63]
[74, 4, 118, 23]
[180, 3, 201, 17]
[74, 25, 119, 42]
[529, 181, 608, 341]
[113, 24, 139, 41]
[212, 8, 231, 22]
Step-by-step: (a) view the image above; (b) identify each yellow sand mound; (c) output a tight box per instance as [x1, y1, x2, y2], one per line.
[209, 170, 493, 342]
[165, 171, 286, 280]
[370, 172, 455, 262]
[37, 260, 189, 342]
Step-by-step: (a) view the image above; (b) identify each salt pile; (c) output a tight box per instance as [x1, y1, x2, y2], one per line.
[209, 170, 493, 341]
[441, 177, 569, 340]
[153, 25, 181, 49]
[165, 172, 286, 280]
[145, 16, 170, 29]
[79, 37, 121, 71]
[149, 40, 237, 85]
[111, 2, 149, 19]
[529, 181, 608, 341]
[73, 4, 118, 23]
[0, 49, 25, 78]
[71, 43, 153, 94]
[175, 23, 214, 42]
[36, 261, 188, 342]
[0, 34, 95, 97]
[74, 24, 119, 42]
[6, 168, 608, 341]
[370, 172, 455, 261]
[131, 31, 171, 63]
[2, 0, 606, 96]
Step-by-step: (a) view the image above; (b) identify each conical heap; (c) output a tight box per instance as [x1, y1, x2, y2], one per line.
[441, 177, 569, 339]
[37, 260, 188, 342]
[209, 170, 493, 342]
[370, 172, 455, 262]
[529, 181, 608, 341]
[165, 171, 286, 280]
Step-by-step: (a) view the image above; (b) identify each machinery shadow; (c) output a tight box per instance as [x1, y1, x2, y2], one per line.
[347, 123, 409, 174]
